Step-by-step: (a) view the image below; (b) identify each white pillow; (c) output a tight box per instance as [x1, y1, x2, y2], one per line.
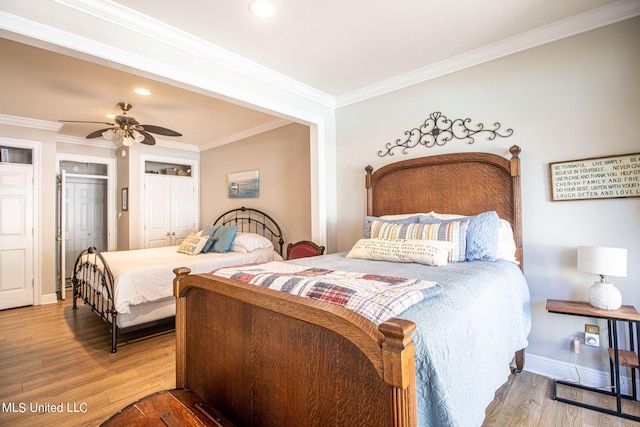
[230, 232, 274, 252]
[177, 233, 210, 255]
[346, 238, 452, 267]
[496, 220, 517, 263]
[430, 212, 518, 263]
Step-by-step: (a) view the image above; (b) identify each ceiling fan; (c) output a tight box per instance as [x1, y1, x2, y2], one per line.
[60, 102, 182, 146]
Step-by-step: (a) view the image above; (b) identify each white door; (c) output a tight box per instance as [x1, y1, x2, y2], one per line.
[145, 175, 172, 248]
[0, 164, 34, 310]
[72, 180, 107, 254]
[64, 179, 107, 277]
[170, 177, 196, 244]
[144, 175, 196, 248]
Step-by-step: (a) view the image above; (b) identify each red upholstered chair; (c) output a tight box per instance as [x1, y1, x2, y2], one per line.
[286, 240, 325, 260]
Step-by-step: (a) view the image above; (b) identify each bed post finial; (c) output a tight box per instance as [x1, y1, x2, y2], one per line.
[365, 165, 374, 216]
[509, 145, 521, 159]
[173, 267, 192, 297]
[365, 165, 373, 188]
[379, 318, 416, 389]
[509, 145, 521, 178]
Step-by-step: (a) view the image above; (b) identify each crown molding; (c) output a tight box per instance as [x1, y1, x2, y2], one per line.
[56, 132, 200, 151]
[57, 134, 114, 149]
[154, 139, 200, 152]
[200, 118, 293, 152]
[53, 0, 335, 108]
[0, 113, 63, 132]
[336, 0, 640, 107]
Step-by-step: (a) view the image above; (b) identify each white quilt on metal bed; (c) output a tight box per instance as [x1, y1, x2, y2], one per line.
[103, 246, 282, 315]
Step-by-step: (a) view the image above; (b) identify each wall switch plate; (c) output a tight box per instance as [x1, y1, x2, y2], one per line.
[585, 324, 600, 334]
[584, 324, 600, 347]
[585, 332, 600, 347]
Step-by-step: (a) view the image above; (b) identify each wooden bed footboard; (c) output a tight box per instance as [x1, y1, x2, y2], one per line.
[173, 267, 419, 427]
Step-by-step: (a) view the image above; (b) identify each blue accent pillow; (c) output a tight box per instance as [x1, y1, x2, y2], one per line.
[362, 215, 422, 238]
[210, 226, 238, 253]
[419, 211, 499, 261]
[200, 225, 220, 253]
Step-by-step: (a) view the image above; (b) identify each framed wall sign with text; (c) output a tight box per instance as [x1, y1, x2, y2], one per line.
[549, 153, 640, 201]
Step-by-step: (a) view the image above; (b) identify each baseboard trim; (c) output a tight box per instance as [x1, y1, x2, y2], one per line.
[40, 294, 59, 305]
[524, 353, 633, 395]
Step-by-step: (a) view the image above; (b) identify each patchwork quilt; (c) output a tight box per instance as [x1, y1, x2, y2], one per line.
[211, 261, 442, 324]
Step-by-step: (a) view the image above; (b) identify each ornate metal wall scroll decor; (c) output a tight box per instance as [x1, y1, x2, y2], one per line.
[378, 112, 514, 157]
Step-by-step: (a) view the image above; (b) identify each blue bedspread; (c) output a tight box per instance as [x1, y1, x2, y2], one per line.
[288, 253, 531, 427]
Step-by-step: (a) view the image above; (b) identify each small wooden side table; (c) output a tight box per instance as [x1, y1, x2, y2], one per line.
[546, 299, 640, 422]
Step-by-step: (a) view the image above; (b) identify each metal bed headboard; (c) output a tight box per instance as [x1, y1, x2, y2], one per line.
[213, 207, 285, 256]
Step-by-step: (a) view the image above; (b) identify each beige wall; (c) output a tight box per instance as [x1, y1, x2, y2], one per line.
[200, 123, 311, 251]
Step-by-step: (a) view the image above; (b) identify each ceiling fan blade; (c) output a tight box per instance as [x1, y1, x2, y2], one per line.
[86, 128, 115, 138]
[140, 125, 182, 137]
[60, 120, 114, 125]
[138, 130, 156, 145]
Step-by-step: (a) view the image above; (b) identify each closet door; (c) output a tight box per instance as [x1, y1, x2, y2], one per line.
[144, 175, 196, 248]
[144, 175, 172, 248]
[170, 177, 196, 245]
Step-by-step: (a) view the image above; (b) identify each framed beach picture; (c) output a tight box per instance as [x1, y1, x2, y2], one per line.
[228, 170, 260, 198]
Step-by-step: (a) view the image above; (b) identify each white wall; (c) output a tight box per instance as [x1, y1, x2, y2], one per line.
[336, 17, 640, 376]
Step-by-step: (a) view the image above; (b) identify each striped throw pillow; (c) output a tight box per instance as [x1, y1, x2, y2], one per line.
[369, 219, 470, 262]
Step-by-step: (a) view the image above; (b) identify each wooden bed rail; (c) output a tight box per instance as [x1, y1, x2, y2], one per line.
[173, 267, 418, 427]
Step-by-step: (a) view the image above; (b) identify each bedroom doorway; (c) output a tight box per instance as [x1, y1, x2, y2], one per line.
[56, 155, 116, 299]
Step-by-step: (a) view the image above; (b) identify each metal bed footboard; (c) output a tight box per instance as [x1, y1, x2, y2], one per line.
[72, 246, 119, 353]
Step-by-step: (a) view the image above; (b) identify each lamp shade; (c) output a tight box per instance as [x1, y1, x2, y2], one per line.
[577, 246, 627, 277]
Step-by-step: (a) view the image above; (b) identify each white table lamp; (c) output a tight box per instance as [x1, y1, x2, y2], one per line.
[577, 246, 627, 310]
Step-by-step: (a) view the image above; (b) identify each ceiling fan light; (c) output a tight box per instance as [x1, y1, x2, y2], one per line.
[112, 131, 124, 145]
[122, 135, 134, 147]
[102, 129, 116, 140]
[132, 130, 145, 143]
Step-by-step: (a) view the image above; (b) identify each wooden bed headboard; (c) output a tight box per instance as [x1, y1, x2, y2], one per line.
[365, 145, 523, 267]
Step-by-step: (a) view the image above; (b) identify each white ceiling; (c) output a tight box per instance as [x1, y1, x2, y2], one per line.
[0, 0, 636, 149]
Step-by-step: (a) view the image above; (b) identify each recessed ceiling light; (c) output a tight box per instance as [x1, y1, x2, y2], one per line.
[134, 88, 152, 96]
[249, 0, 275, 18]
[106, 114, 115, 119]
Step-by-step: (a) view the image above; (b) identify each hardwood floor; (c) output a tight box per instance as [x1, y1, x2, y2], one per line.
[1, 298, 639, 426]
[0, 298, 175, 426]
[483, 367, 640, 426]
